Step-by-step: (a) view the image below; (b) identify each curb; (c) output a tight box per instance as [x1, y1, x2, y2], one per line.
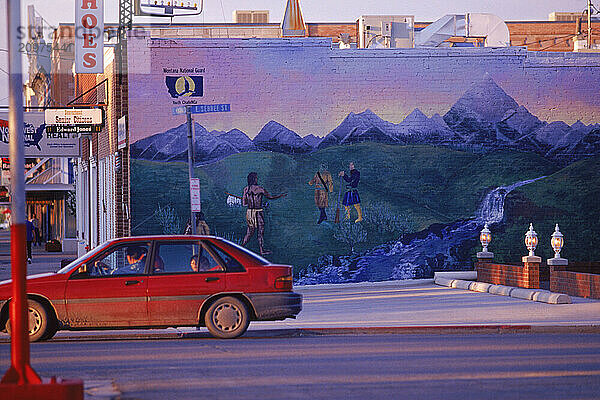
[3, 325, 600, 342]
[434, 276, 572, 304]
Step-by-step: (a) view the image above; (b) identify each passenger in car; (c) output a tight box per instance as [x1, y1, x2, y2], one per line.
[153, 255, 165, 273]
[190, 254, 210, 272]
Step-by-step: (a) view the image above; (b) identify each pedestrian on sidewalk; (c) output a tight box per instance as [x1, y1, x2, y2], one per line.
[32, 214, 41, 246]
[26, 216, 35, 263]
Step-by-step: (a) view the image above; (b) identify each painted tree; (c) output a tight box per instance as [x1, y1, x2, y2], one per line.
[155, 205, 182, 235]
[334, 222, 367, 253]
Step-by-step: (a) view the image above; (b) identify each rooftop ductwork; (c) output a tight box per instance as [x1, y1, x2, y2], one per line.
[415, 13, 510, 48]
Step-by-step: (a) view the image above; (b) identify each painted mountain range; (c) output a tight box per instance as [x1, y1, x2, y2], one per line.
[130, 75, 600, 165]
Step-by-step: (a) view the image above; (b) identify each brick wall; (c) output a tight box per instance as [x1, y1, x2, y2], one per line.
[476, 261, 540, 289]
[550, 265, 600, 299]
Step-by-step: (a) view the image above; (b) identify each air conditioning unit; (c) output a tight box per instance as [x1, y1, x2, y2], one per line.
[233, 10, 269, 24]
[359, 15, 414, 48]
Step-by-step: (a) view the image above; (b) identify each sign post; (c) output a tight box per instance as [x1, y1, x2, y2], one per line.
[186, 107, 196, 234]
[175, 104, 231, 235]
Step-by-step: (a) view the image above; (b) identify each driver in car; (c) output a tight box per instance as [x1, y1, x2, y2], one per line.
[115, 245, 147, 274]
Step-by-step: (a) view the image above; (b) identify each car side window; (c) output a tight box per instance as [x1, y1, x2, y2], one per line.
[72, 242, 150, 278]
[205, 242, 245, 273]
[154, 242, 223, 274]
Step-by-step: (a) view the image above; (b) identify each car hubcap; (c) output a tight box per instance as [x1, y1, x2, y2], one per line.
[213, 303, 241, 332]
[28, 308, 42, 335]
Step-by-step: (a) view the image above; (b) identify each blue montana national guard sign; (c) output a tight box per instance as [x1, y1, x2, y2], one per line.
[165, 76, 204, 98]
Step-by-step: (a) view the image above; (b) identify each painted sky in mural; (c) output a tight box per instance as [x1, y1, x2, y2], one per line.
[128, 41, 600, 145]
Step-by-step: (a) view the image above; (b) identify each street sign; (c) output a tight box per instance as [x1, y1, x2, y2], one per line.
[172, 103, 231, 116]
[75, 0, 104, 73]
[135, 0, 202, 17]
[189, 178, 201, 212]
[117, 116, 127, 150]
[0, 112, 81, 157]
[45, 125, 102, 134]
[45, 109, 103, 125]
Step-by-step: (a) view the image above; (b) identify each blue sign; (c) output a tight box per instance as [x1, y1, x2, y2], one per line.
[172, 104, 231, 115]
[165, 76, 203, 98]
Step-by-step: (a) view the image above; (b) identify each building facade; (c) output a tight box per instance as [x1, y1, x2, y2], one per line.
[45, 16, 600, 272]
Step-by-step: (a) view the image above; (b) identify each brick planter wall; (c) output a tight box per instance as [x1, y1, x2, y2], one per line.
[476, 261, 540, 289]
[550, 265, 600, 299]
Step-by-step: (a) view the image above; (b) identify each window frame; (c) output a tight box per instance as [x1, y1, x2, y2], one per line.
[150, 240, 226, 276]
[69, 241, 152, 279]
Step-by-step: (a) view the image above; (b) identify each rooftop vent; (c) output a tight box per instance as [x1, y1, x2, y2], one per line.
[233, 10, 269, 24]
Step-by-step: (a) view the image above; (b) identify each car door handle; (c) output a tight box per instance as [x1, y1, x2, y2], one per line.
[205, 277, 220, 282]
[125, 280, 142, 286]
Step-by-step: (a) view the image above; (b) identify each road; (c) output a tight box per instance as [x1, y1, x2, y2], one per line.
[1, 332, 599, 399]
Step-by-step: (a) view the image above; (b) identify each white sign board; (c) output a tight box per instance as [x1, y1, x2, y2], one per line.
[190, 178, 201, 212]
[45, 109, 103, 125]
[0, 112, 81, 157]
[75, 0, 104, 74]
[118, 116, 127, 150]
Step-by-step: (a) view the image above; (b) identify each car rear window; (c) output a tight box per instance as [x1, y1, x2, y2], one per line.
[205, 242, 245, 272]
[213, 239, 270, 266]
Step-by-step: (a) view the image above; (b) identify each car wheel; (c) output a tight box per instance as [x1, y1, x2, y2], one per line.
[204, 297, 249, 339]
[5, 299, 51, 342]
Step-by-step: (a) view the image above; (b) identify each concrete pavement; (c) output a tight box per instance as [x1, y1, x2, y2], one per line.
[0, 229, 77, 281]
[0, 229, 599, 341]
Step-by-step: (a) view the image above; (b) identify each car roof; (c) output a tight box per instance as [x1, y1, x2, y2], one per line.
[109, 235, 217, 242]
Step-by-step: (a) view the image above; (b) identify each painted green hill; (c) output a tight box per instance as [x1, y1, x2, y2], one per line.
[131, 143, 558, 274]
[489, 155, 600, 263]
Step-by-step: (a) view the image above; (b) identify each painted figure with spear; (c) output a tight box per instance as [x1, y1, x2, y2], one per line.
[240, 172, 287, 255]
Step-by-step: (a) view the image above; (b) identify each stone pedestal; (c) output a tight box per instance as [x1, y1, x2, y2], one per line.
[521, 255, 541, 289]
[475, 252, 493, 282]
[546, 257, 569, 274]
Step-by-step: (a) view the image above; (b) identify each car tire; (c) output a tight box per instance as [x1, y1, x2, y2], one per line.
[5, 299, 51, 342]
[204, 296, 249, 339]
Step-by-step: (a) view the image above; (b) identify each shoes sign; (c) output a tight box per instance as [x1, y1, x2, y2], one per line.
[75, 0, 104, 74]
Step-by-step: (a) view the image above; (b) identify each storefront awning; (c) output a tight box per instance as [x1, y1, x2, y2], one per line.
[25, 184, 75, 192]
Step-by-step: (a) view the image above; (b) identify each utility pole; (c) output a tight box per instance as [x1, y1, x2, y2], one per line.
[186, 107, 197, 235]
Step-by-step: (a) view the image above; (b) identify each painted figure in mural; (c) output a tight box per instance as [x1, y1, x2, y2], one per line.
[196, 212, 210, 235]
[241, 172, 287, 255]
[339, 162, 362, 223]
[184, 212, 211, 235]
[308, 163, 334, 224]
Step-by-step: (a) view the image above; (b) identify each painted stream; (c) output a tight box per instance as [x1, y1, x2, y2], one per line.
[297, 176, 545, 284]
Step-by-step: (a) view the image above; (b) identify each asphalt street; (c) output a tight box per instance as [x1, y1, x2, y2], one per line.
[2, 332, 600, 400]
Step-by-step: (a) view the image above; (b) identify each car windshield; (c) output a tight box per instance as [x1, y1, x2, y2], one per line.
[56, 242, 112, 274]
[216, 238, 270, 265]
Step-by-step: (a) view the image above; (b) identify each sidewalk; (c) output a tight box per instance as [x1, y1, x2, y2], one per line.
[0, 229, 77, 281]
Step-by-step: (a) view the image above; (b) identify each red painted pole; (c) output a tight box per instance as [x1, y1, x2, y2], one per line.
[1, 225, 41, 384]
[0, 0, 41, 385]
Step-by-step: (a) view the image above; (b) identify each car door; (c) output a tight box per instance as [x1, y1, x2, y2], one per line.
[64, 241, 150, 328]
[147, 240, 225, 326]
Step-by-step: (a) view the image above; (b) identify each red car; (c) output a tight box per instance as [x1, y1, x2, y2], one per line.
[0, 236, 302, 341]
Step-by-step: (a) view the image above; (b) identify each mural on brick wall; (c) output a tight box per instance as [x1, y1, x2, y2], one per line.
[128, 38, 600, 283]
